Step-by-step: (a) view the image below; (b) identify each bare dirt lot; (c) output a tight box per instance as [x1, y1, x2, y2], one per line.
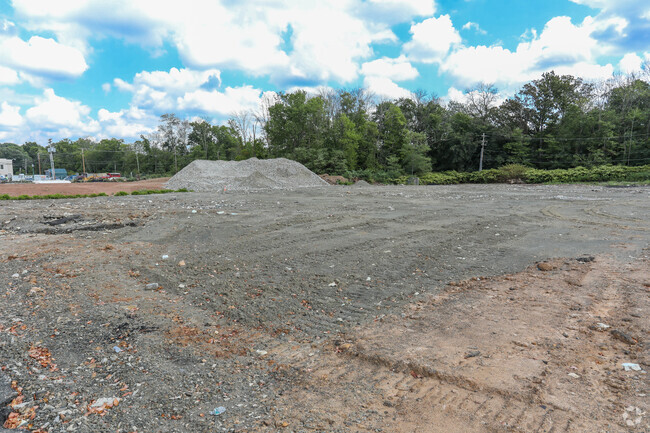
[0, 178, 169, 196]
[0, 184, 648, 432]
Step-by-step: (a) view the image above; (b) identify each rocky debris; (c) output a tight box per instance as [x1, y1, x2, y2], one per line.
[352, 180, 371, 187]
[0, 372, 16, 407]
[165, 158, 328, 192]
[611, 329, 639, 345]
[44, 215, 81, 226]
[0, 373, 17, 431]
[537, 262, 555, 271]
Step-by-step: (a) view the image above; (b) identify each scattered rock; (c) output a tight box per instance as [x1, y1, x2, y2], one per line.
[537, 262, 554, 272]
[145, 283, 160, 290]
[610, 329, 638, 345]
[0, 372, 17, 407]
[464, 350, 481, 359]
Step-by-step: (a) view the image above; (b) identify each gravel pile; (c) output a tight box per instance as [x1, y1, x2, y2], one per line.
[165, 158, 328, 192]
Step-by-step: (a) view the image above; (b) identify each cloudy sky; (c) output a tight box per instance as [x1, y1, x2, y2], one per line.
[0, 0, 648, 144]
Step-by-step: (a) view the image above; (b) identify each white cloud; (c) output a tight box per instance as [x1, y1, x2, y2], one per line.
[618, 52, 643, 74]
[0, 65, 20, 85]
[445, 87, 466, 103]
[177, 86, 263, 116]
[11, 0, 436, 87]
[115, 67, 265, 116]
[441, 16, 614, 89]
[462, 22, 486, 35]
[97, 106, 157, 139]
[0, 35, 88, 80]
[102, 83, 111, 93]
[25, 89, 99, 135]
[360, 0, 436, 24]
[568, 0, 648, 53]
[363, 76, 413, 100]
[0, 102, 23, 127]
[361, 56, 419, 81]
[132, 68, 221, 93]
[404, 15, 461, 63]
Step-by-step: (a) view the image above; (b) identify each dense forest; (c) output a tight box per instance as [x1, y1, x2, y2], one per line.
[2, 71, 649, 179]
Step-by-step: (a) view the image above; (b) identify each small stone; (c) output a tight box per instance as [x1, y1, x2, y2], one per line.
[537, 262, 554, 272]
[11, 273, 19, 279]
[178, 260, 186, 267]
[567, 373, 580, 379]
[464, 350, 481, 359]
[145, 283, 160, 290]
[610, 329, 637, 345]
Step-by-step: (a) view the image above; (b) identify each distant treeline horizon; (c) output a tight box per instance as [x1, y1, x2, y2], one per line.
[2, 70, 649, 178]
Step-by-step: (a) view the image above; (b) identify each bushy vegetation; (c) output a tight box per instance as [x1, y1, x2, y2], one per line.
[385, 164, 650, 185]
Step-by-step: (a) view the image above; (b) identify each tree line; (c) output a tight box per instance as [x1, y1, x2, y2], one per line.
[2, 70, 649, 179]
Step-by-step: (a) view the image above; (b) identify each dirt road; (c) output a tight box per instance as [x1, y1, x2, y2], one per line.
[0, 184, 648, 432]
[0, 178, 169, 196]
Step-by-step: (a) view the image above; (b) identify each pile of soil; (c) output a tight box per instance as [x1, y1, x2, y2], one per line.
[165, 158, 328, 192]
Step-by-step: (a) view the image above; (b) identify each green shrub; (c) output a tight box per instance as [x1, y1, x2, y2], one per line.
[114, 191, 129, 196]
[497, 164, 529, 182]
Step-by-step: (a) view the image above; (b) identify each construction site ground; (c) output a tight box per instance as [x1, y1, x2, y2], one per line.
[0, 178, 169, 197]
[0, 184, 648, 432]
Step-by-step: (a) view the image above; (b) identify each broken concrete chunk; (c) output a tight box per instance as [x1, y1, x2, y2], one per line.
[0, 372, 17, 407]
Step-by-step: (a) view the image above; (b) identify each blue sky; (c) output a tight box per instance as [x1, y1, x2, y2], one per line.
[0, 0, 648, 144]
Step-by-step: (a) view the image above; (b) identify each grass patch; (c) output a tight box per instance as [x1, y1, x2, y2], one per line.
[0, 188, 189, 200]
[129, 188, 189, 195]
[0, 193, 109, 200]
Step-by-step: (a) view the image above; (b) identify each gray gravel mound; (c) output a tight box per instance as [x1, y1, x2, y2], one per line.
[165, 158, 328, 192]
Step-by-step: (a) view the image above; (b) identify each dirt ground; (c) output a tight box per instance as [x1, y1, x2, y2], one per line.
[0, 184, 647, 432]
[0, 178, 169, 196]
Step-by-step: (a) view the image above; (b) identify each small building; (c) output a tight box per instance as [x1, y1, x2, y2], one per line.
[0, 158, 13, 178]
[44, 168, 68, 180]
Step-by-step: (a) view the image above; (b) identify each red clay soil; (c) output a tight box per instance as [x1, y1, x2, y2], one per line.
[0, 178, 169, 196]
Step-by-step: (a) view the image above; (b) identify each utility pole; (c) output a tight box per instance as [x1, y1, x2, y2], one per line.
[479, 133, 486, 172]
[81, 148, 86, 174]
[47, 141, 56, 180]
[134, 146, 140, 176]
[37, 153, 41, 175]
